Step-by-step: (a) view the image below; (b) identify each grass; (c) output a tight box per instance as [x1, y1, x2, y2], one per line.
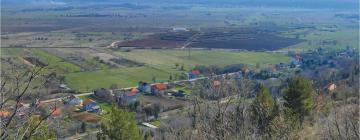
[149, 119, 161, 127]
[114, 49, 290, 72]
[65, 66, 172, 92]
[1, 48, 23, 57]
[65, 49, 290, 92]
[30, 49, 81, 73]
[172, 85, 192, 95]
[2, 48, 289, 92]
[282, 27, 359, 51]
[85, 58, 110, 70]
[1, 48, 81, 74]
[79, 95, 112, 115]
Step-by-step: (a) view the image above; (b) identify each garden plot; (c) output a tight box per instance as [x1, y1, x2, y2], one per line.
[42, 48, 143, 70]
[141, 95, 189, 112]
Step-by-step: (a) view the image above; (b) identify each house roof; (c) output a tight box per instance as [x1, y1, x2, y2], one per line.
[0, 110, 11, 117]
[213, 80, 221, 86]
[68, 95, 76, 99]
[51, 107, 62, 116]
[127, 88, 139, 96]
[153, 83, 167, 90]
[328, 83, 336, 91]
[295, 54, 302, 59]
[191, 70, 200, 75]
[83, 99, 96, 106]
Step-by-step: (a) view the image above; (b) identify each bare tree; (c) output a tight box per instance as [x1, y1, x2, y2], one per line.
[0, 66, 56, 139]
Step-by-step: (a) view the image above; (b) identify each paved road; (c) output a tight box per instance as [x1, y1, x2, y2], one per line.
[42, 92, 93, 103]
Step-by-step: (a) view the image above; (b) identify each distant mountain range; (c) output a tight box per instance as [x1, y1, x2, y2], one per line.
[2, 0, 358, 10]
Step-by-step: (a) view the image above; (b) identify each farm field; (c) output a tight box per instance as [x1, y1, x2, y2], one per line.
[114, 49, 290, 70]
[63, 49, 290, 92]
[282, 27, 359, 51]
[117, 28, 303, 50]
[65, 66, 172, 92]
[1, 31, 146, 48]
[1, 47, 290, 92]
[1, 48, 81, 73]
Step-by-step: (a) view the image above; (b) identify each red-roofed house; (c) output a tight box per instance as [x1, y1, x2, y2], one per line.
[191, 70, 200, 75]
[51, 107, 62, 116]
[127, 88, 139, 96]
[0, 110, 11, 118]
[122, 88, 140, 103]
[188, 70, 201, 79]
[151, 83, 168, 95]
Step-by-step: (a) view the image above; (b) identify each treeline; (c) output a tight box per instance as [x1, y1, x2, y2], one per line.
[155, 75, 359, 139]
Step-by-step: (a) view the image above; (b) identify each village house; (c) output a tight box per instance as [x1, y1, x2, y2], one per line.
[126, 88, 140, 102]
[138, 81, 151, 93]
[81, 99, 97, 111]
[88, 106, 101, 113]
[291, 54, 303, 68]
[276, 62, 287, 70]
[188, 69, 201, 79]
[339, 47, 355, 58]
[94, 88, 115, 102]
[118, 88, 140, 106]
[64, 95, 83, 105]
[17, 103, 30, 117]
[151, 83, 168, 95]
[59, 84, 71, 90]
[51, 107, 62, 117]
[213, 80, 221, 87]
[0, 110, 11, 119]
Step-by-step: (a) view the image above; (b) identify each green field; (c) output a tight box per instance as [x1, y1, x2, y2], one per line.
[1, 48, 290, 92]
[114, 49, 290, 72]
[65, 49, 290, 92]
[1, 48, 81, 73]
[30, 49, 82, 73]
[65, 66, 172, 92]
[282, 27, 358, 51]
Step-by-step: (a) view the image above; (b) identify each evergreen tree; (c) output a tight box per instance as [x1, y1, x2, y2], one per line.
[97, 105, 143, 140]
[284, 76, 315, 123]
